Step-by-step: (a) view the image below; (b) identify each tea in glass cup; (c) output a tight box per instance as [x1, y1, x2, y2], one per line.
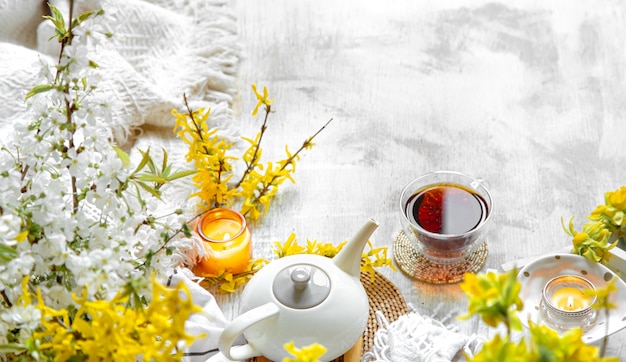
[398, 171, 493, 282]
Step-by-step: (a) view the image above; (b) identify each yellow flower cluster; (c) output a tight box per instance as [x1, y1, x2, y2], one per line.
[461, 269, 619, 361]
[200, 258, 267, 294]
[173, 106, 238, 209]
[282, 341, 327, 362]
[274, 233, 396, 281]
[201, 233, 395, 294]
[173, 87, 331, 220]
[587, 277, 618, 312]
[19, 275, 203, 361]
[237, 153, 298, 221]
[564, 186, 626, 263]
[361, 240, 397, 282]
[174, 86, 338, 293]
[468, 322, 618, 362]
[273, 233, 346, 258]
[585, 277, 619, 357]
[459, 269, 524, 333]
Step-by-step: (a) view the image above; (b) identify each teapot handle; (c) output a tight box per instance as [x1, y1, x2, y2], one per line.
[218, 302, 280, 360]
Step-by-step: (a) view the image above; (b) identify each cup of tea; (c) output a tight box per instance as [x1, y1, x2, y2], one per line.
[399, 171, 493, 264]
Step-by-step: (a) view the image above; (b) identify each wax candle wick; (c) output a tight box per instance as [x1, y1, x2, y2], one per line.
[566, 296, 574, 310]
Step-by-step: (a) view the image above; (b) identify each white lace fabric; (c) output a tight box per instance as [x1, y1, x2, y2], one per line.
[362, 305, 485, 362]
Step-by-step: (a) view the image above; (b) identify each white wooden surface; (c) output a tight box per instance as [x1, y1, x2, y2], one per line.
[225, 0, 626, 359]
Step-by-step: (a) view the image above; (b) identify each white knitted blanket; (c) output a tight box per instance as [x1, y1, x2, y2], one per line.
[0, 0, 239, 148]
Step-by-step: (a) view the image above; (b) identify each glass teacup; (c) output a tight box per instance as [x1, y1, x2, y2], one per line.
[399, 171, 493, 265]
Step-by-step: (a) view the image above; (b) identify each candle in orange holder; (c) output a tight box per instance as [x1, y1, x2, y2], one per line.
[540, 275, 597, 332]
[192, 208, 252, 277]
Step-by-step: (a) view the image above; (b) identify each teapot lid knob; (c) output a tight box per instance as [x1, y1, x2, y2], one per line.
[272, 264, 330, 309]
[291, 267, 311, 290]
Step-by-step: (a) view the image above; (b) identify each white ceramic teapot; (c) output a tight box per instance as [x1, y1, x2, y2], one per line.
[218, 219, 379, 361]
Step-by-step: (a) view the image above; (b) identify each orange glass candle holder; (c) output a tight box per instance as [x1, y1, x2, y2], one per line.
[192, 208, 252, 277]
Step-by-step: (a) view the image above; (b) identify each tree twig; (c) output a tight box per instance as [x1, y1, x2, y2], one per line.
[1, 290, 12, 307]
[235, 104, 272, 188]
[242, 118, 333, 217]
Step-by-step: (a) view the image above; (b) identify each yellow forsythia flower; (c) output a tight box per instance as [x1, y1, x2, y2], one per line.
[274, 234, 394, 280]
[30, 275, 203, 361]
[172, 107, 238, 209]
[274, 233, 307, 258]
[459, 269, 523, 333]
[465, 334, 528, 362]
[606, 186, 626, 211]
[305, 239, 345, 258]
[526, 322, 619, 362]
[174, 86, 328, 220]
[200, 257, 267, 294]
[361, 240, 397, 281]
[282, 341, 327, 362]
[251, 83, 274, 116]
[585, 277, 618, 311]
[564, 186, 625, 263]
[467, 323, 619, 362]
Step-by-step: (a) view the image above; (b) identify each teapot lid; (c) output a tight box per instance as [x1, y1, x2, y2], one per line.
[272, 264, 331, 309]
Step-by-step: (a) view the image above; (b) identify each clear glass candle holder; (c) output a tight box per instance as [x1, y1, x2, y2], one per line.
[540, 275, 597, 332]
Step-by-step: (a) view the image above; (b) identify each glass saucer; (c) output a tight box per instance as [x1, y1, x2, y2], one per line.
[517, 253, 626, 343]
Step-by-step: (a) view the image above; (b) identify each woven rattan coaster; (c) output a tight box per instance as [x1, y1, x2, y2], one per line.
[393, 230, 488, 284]
[246, 270, 408, 362]
[359, 270, 409, 355]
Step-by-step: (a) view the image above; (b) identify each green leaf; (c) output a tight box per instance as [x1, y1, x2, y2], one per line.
[182, 223, 192, 237]
[135, 174, 168, 184]
[0, 343, 28, 354]
[612, 211, 623, 226]
[161, 147, 169, 173]
[0, 245, 17, 262]
[71, 10, 95, 29]
[49, 4, 65, 24]
[112, 146, 131, 167]
[161, 164, 172, 178]
[133, 183, 146, 208]
[25, 84, 54, 99]
[135, 181, 161, 199]
[145, 151, 157, 174]
[167, 169, 197, 181]
[44, 5, 68, 40]
[131, 148, 151, 176]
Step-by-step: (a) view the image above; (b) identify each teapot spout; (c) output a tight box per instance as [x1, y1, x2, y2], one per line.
[333, 218, 379, 278]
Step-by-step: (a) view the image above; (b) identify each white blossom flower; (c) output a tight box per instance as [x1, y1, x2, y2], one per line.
[0, 252, 35, 291]
[0, 304, 41, 331]
[43, 284, 74, 310]
[0, 3, 196, 351]
[32, 234, 69, 266]
[0, 215, 22, 246]
[65, 253, 93, 284]
[63, 44, 91, 72]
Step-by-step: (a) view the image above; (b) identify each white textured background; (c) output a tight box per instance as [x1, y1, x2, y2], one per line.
[226, 0, 626, 359]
